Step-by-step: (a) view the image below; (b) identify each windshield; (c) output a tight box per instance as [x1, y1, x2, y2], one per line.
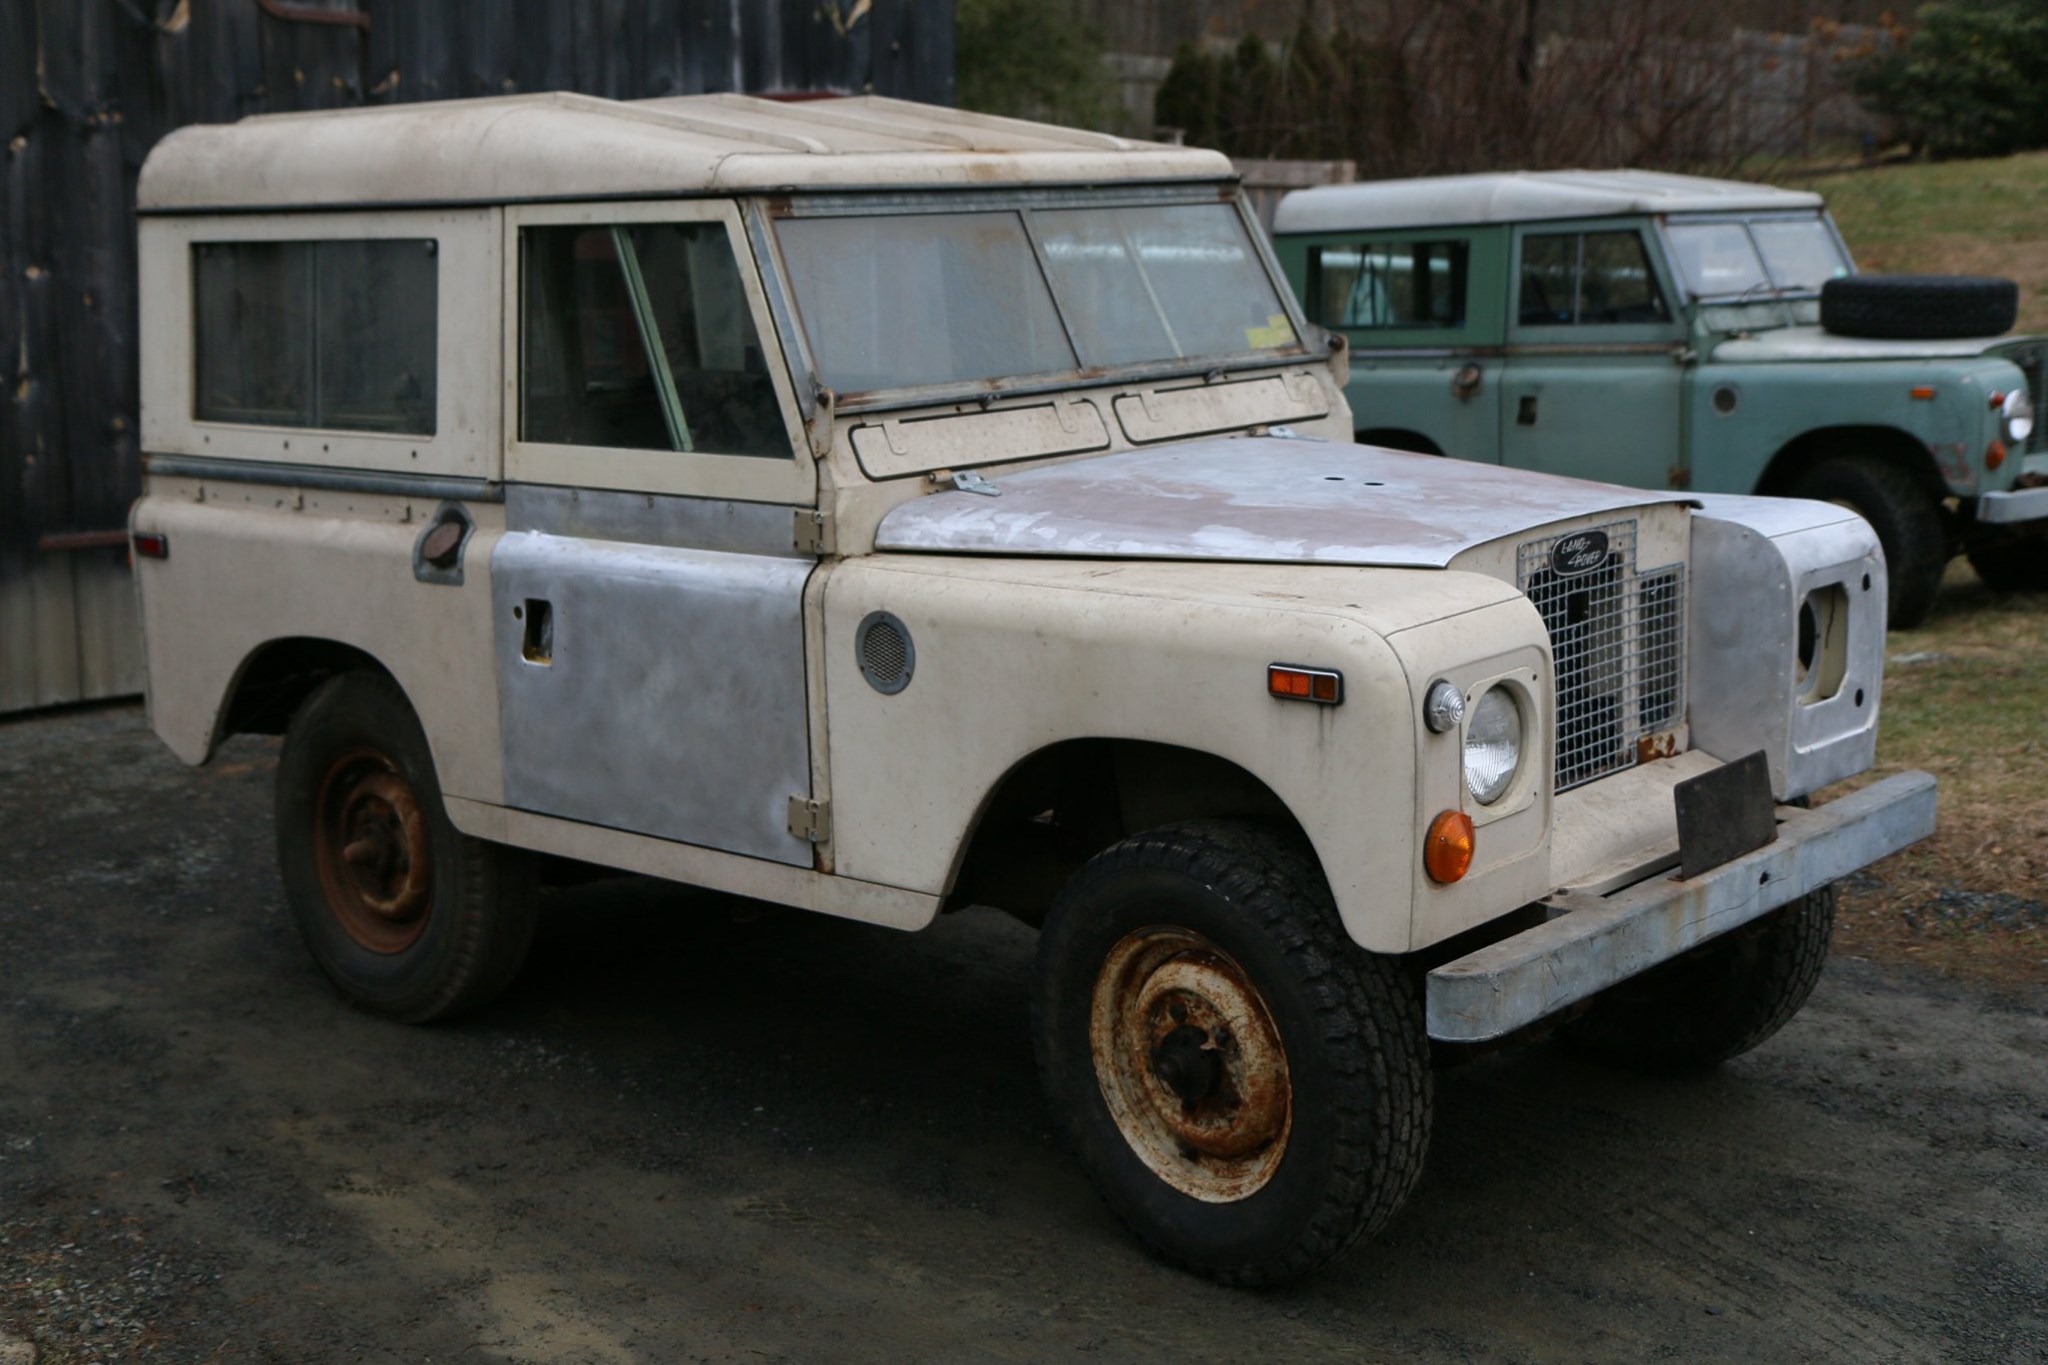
[1666, 215, 1851, 299]
[771, 199, 1301, 398]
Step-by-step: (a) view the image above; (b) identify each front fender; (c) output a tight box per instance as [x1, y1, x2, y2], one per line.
[820, 554, 1552, 954]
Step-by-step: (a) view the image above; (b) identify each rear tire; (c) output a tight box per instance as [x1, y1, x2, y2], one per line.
[277, 671, 537, 1023]
[1788, 458, 1946, 628]
[1033, 821, 1431, 1287]
[1560, 886, 1835, 1074]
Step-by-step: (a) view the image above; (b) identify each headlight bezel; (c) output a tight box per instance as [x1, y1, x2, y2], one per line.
[1463, 683, 1526, 806]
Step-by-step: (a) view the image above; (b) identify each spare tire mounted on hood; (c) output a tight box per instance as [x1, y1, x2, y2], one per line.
[1821, 274, 2018, 340]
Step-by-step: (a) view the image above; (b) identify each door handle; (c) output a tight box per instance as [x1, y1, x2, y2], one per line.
[1516, 394, 1539, 427]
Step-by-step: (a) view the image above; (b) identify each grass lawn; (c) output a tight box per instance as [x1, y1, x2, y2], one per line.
[1793, 154, 2048, 987]
[1813, 151, 2048, 333]
[1827, 566, 2048, 988]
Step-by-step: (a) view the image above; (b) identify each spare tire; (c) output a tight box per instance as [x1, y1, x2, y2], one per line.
[1821, 274, 2017, 340]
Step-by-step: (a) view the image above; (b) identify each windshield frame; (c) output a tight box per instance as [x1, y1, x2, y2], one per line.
[747, 184, 1315, 416]
[1658, 210, 1857, 303]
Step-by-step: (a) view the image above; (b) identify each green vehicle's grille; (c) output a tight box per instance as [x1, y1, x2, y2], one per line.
[1517, 521, 1687, 792]
[2025, 351, 2048, 454]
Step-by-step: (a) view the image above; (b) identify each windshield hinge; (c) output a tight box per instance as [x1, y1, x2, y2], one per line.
[929, 468, 1002, 496]
[786, 795, 831, 844]
[793, 509, 836, 556]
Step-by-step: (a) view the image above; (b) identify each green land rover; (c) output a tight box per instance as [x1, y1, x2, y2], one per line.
[1272, 170, 2048, 627]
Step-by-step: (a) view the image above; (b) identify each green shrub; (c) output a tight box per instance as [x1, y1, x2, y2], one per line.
[954, 0, 1114, 128]
[1853, 2, 2048, 159]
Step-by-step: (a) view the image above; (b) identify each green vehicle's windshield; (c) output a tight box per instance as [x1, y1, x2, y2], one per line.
[1667, 214, 1852, 299]
[771, 198, 1302, 399]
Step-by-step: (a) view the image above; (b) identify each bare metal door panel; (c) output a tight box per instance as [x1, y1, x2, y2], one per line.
[491, 531, 814, 865]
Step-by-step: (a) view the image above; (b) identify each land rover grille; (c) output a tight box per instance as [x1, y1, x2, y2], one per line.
[1516, 520, 1686, 792]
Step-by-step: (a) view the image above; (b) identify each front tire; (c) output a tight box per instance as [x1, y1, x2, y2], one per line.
[1788, 458, 1947, 628]
[277, 671, 537, 1023]
[1965, 514, 2048, 593]
[1032, 822, 1431, 1287]
[1560, 886, 1835, 1074]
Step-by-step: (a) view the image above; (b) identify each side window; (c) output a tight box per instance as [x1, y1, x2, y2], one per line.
[193, 239, 437, 433]
[1518, 230, 1670, 327]
[1309, 240, 1469, 329]
[521, 222, 789, 459]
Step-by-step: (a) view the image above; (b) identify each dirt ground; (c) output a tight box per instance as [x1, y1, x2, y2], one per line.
[1, 704, 2042, 1364]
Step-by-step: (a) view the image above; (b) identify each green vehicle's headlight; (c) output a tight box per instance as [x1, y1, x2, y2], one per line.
[2003, 386, 2034, 444]
[1463, 686, 1524, 805]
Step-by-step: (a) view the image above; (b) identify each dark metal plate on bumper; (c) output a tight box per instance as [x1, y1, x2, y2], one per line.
[1674, 749, 1776, 879]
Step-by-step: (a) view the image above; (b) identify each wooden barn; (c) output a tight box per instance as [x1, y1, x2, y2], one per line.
[0, 0, 953, 713]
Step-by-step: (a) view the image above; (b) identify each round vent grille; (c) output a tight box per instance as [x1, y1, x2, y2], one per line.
[856, 611, 915, 694]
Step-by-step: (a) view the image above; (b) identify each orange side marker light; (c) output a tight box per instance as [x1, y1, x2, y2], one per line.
[1268, 664, 1343, 704]
[1424, 810, 1475, 884]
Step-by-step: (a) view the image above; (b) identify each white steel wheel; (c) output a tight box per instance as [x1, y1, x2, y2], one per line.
[1089, 926, 1293, 1203]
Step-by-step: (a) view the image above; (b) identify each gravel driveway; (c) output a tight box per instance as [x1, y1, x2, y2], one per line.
[2, 704, 2043, 1363]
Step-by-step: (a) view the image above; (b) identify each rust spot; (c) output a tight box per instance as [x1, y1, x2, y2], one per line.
[1637, 732, 1681, 765]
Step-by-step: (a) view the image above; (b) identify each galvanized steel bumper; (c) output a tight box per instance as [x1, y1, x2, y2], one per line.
[1977, 482, 2048, 524]
[1425, 770, 1937, 1042]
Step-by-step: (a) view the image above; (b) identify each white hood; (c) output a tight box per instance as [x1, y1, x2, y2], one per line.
[874, 437, 1692, 568]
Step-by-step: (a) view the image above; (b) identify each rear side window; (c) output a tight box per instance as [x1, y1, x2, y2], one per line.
[1518, 230, 1670, 326]
[520, 222, 790, 458]
[193, 239, 438, 434]
[1307, 240, 1469, 329]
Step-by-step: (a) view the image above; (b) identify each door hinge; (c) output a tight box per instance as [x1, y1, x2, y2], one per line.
[793, 509, 836, 556]
[787, 795, 831, 843]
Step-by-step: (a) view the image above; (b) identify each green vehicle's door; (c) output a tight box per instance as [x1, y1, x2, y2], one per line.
[1500, 221, 1687, 489]
[1286, 227, 1506, 461]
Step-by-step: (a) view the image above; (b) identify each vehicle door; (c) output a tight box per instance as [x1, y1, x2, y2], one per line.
[1295, 227, 1506, 460]
[492, 200, 821, 866]
[1500, 220, 1687, 489]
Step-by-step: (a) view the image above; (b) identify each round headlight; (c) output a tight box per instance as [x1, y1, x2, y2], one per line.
[2003, 386, 2034, 444]
[1463, 686, 1523, 805]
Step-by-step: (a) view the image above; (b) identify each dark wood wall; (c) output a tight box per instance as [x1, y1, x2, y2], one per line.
[0, 0, 952, 712]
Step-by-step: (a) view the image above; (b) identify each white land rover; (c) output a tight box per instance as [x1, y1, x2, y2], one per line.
[131, 93, 1935, 1285]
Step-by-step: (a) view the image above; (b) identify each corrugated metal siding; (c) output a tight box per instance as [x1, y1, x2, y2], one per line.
[0, 0, 953, 715]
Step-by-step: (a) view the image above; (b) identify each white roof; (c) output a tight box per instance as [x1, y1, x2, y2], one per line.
[1272, 169, 1822, 234]
[138, 92, 1231, 212]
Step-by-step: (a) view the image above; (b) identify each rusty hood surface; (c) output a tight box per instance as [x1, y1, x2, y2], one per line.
[873, 437, 1693, 567]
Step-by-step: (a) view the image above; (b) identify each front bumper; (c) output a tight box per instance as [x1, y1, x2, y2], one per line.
[1426, 770, 1937, 1042]
[1977, 477, 2048, 524]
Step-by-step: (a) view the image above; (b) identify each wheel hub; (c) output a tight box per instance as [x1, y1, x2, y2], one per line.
[1090, 927, 1292, 1202]
[313, 750, 434, 954]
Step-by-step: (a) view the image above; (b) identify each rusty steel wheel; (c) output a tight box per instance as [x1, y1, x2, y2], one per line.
[1034, 821, 1432, 1287]
[313, 748, 435, 955]
[277, 670, 536, 1023]
[1089, 927, 1292, 1203]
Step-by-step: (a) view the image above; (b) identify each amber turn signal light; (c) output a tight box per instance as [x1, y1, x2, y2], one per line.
[1988, 440, 2008, 471]
[1268, 664, 1343, 705]
[1424, 810, 1475, 884]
